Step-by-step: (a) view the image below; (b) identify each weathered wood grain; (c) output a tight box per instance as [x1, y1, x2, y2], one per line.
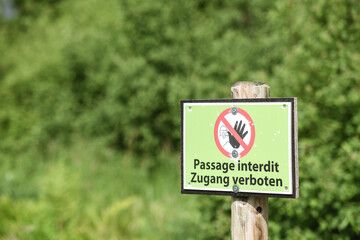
[231, 81, 269, 240]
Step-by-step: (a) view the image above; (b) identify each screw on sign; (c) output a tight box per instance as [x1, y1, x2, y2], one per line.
[214, 107, 255, 159]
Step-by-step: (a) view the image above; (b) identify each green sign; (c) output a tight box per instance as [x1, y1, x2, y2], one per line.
[181, 98, 298, 198]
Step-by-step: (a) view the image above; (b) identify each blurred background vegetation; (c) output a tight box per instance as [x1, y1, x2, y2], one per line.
[0, 0, 359, 239]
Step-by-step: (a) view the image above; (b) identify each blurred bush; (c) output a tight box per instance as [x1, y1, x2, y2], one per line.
[0, 0, 359, 239]
[0, 0, 280, 155]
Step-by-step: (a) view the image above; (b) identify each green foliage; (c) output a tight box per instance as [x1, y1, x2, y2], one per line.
[0, 0, 282, 155]
[267, 1, 360, 239]
[0, 0, 360, 239]
[0, 141, 204, 239]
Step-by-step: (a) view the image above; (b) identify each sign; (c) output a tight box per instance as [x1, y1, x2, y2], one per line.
[181, 98, 298, 198]
[214, 107, 255, 159]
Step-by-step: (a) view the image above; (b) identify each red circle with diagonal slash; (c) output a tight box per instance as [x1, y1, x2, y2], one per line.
[214, 108, 255, 158]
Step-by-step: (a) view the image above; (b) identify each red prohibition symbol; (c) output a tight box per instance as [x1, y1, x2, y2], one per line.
[214, 107, 255, 158]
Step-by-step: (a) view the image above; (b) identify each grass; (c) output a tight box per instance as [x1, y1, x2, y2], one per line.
[0, 138, 213, 240]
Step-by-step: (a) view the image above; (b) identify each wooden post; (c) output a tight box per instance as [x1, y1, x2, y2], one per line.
[231, 81, 270, 240]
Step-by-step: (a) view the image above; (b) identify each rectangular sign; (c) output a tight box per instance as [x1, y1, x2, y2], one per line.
[181, 98, 298, 198]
